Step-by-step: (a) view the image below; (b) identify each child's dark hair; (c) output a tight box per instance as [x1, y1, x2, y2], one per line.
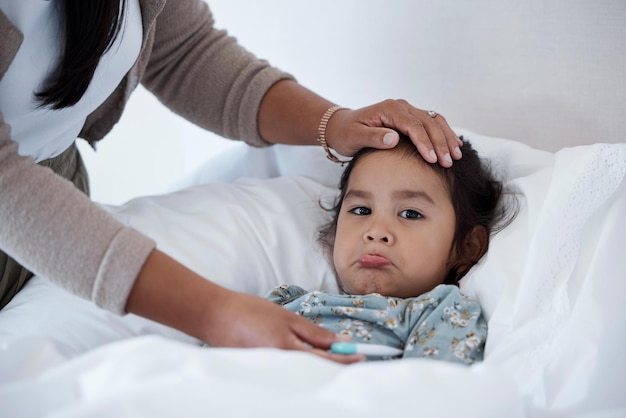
[318, 134, 514, 286]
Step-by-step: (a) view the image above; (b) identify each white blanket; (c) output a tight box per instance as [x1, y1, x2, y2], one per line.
[1, 130, 625, 417]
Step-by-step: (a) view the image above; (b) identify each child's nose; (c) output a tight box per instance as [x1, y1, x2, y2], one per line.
[363, 221, 393, 244]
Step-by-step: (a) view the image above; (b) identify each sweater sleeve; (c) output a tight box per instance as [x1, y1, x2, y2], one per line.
[0, 113, 156, 314]
[140, 0, 294, 146]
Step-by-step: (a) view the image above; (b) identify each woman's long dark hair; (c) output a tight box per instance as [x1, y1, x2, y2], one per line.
[36, 0, 128, 109]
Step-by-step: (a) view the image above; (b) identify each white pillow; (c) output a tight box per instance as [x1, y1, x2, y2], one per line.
[104, 176, 342, 296]
[119, 128, 556, 305]
[106, 129, 559, 330]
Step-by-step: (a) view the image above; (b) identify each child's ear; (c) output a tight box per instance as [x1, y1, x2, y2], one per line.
[445, 226, 490, 284]
[463, 225, 489, 262]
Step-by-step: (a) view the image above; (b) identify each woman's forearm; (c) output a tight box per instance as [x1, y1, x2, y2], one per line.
[257, 79, 335, 146]
[125, 249, 221, 342]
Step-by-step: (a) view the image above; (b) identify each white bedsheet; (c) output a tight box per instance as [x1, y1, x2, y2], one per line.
[0, 336, 524, 418]
[1, 131, 625, 418]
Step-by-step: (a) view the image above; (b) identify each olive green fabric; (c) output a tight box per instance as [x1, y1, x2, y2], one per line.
[0, 143, 88, 310]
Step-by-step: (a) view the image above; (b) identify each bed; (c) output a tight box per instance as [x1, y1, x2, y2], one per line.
[1, 1, 625, 417]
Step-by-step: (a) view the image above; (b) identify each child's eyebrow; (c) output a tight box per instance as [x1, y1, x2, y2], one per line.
[344, 189, 370, 200]
[392, 190, 436, 205]
[344, 189, 436, 205]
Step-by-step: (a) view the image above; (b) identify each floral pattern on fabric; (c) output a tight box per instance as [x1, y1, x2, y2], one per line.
[266, 284, 487, 365]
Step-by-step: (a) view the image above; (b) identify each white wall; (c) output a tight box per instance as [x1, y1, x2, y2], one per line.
[81, 0, 626, 205]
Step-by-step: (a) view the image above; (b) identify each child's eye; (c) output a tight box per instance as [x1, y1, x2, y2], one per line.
[399, 209, 423, 219]
[349, 206, 371, 216]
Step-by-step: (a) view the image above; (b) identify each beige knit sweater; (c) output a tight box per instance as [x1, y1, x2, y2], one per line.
[0, 0, 292, 313]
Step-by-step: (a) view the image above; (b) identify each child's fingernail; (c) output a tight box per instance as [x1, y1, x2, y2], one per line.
[444, 153, 452, 164]
[429, 150, 437, 161]
[383, 133, 395, 146]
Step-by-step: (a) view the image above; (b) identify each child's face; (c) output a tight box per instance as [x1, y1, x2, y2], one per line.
[333, 149, 457, 298]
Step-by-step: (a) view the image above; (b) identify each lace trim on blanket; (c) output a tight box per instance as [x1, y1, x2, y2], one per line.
[510, 144, 626, 404]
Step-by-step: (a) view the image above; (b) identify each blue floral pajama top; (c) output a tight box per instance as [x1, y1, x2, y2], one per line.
[266, 284, 487, 365]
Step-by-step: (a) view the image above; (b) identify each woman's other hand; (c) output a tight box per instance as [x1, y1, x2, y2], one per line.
[203, 289, 365, 364]
[127, 250, 364, 365]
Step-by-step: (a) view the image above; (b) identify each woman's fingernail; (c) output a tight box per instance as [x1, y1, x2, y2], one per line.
[444, 153, 452, 164]
[383, 133, 395, 146]
[429, 150, 437, 161]
[454, 146, 462, 157]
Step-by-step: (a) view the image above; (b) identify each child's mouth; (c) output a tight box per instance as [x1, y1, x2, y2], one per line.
[358, 254, 391, 268]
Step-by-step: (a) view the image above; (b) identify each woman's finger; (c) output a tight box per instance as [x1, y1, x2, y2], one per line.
[414, 110, 462, 166]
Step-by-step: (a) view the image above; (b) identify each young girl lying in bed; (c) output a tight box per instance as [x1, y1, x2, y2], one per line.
[266, 136, 510, 364]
